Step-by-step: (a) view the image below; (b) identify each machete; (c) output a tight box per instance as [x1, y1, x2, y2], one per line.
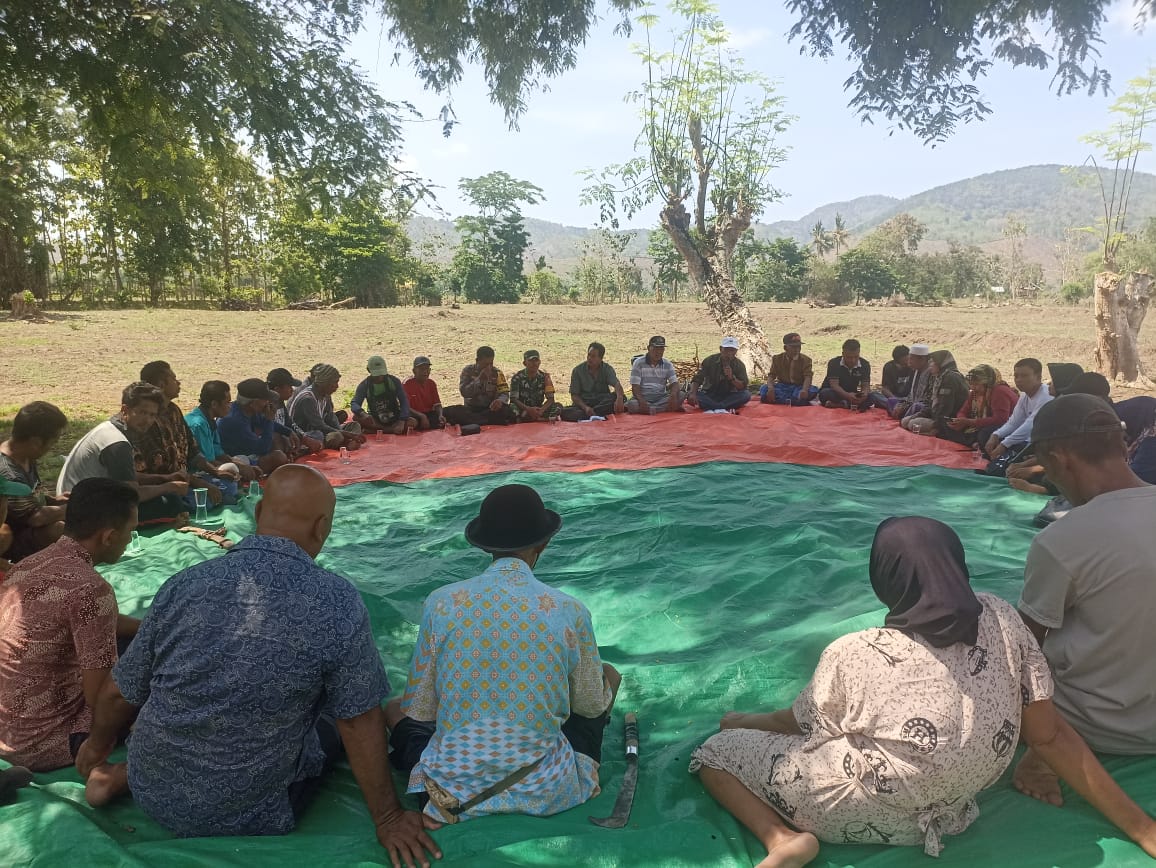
[589, 712, 639, 829]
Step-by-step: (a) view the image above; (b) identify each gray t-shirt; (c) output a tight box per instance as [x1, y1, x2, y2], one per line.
[1019, 484, 1156, 754]
[57, 419, 136, 496]
[629, 356, 678, 403]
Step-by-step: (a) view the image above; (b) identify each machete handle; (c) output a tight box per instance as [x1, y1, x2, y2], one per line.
[624, 712, 639, 756]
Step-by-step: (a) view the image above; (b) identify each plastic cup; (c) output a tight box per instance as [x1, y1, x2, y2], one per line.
[127, 531, 141, 556]
[375, 429, 383, 442]
[339, 447, 351, 464]
[248, 480, 261, 498]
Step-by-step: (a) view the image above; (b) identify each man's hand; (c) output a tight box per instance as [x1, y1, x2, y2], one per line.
[75, 736, 114, 779]
[375, 809, 442, 868]
[686, 392, 699, 408]
[303, 435, 323, 453]
[202, 483, 222, 506]
[524, 406, 542, 421]
[167, 481, 190, 496]
[985, 434, 1002, 456]
[613, 397, 625, 415]
[235, 463, 259, 483]
[990, 442, 1007, 459]
[488, 399, 504, 413]
[947, 418, 968, 432]
[166, 471, 189, 483]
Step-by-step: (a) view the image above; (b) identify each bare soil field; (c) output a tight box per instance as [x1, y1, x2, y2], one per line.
[3, 301, 1151, 480]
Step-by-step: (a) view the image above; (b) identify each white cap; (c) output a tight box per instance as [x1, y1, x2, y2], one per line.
[720, 336, 740, 349]
[909, 344, 931, 356]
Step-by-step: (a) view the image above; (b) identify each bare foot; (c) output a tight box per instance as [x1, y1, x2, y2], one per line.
[756, 831, 820, 868]
[1013, 748, 1063, 807]
[85, 763, 129, 807]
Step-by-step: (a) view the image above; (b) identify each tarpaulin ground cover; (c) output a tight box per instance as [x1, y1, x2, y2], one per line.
[306, 405, 978, 487]
[5, 463, 1155, 868]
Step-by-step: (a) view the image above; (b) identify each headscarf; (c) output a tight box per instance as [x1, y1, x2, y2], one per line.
[966, 364, 998, 419]
[928, 350, 958, 375]
[869, 517, 982, 648]
[310, 363, 341, 388]
[1047, 362, 1083, 395]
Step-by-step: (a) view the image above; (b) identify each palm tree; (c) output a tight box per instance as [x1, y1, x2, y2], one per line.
[831, 213, 851, 258]
[811, 221, 834, 258]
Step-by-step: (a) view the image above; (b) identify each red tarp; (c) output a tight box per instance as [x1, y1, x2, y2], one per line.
[301, 404, 981, 486]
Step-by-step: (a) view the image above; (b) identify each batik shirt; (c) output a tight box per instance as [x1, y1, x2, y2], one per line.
[458, 364, 510, 409]
[113, 535, 390, 837]
[135, 401, 203, 475]
[401, 557, 613, 821]
[509, 369, 556, 409]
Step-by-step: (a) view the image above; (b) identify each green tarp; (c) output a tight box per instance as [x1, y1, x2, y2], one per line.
[4, 463, 1155, 867]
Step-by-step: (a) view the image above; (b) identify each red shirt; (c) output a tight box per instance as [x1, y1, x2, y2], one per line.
[0, 536, 119, 770]
[403, 377, 442, 414]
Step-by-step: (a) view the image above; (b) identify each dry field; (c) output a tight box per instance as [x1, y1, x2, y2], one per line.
[3, 301, 1152, 479]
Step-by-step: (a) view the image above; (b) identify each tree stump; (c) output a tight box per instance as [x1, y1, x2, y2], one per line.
[1094, 270, 1153, 388]
[9, 292, 42, 320]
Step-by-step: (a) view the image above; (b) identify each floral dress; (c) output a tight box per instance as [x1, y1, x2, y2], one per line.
[690, 594, 1053, 856]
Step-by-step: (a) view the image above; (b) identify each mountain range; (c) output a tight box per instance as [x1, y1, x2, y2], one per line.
[408, 164, 1156, 279]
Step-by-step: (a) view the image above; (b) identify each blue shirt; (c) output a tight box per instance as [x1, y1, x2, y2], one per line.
[184, 407, 224, 461]
[113, 535, 390, 837]
[216, 402, 289, 457]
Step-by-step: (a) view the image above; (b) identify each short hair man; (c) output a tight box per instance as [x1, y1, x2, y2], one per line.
[761, 333, 817, 406]
[184, 382, 259, 501]
[216, 379, 294, 474]
[266, 369, 322, 455]
[984, 358, 1052, 460]
[510, 350, 562, 422]
[77, 465, 440, 866]
[627, 336, 684, 414]
[688, 337, 751, 412]
[1014, 394, 1156, 805]
[873, 345, 914, 412]
[818, 339, 872, 411]
[561, 342, 626, 422]
[443, 346, 518, 427]
[352, 356, 413, 435]
[385, 484, 620, 823]
[0, 478, 140, 771]
[57, 383, 188, 524]
[0, 402, 69, 561]
[287, 364, 365, 449]
[403, 356, 445, 430]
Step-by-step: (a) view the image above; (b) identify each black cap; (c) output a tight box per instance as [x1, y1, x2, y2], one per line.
[464, 484, 563, 553]
[266, 368, 301, 388]
[648, 335, 666, 348]
[1031, 394, 1123, 444]
[783, 332, 803, 345]
[237, 378, 279, 402]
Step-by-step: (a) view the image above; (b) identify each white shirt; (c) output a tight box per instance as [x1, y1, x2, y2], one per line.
[992, 384, 1053, 447]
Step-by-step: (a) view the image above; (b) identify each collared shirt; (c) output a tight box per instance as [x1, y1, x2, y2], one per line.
[0, 536, 119, 771]
[113, 535, 389, 837]
[769, 352, 813, 387]
[569, 362, 620, 405]
[403, 377, 443, 414]
[135, 401, 203, 476]
[351, 375, 410, 422]
[57, 418, 137, 496]
[824, 356, 872, 394]
[629, 355, 678, 402]
[458, 364, 510, 408]
[992, 384, 1053, 447]
[217, 402, 288, 457]
[402, 557, 612, 821]
[184, 407, 224, 462]
[510, 369, 556, 409]
[692, 353, 748, 397]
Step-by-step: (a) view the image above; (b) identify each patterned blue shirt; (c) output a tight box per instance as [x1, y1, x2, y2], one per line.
[113, 535, 390, 837]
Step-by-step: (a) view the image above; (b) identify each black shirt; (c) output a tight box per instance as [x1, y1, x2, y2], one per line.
[882, 359, 913, 398]
[825, 357, 871, 394]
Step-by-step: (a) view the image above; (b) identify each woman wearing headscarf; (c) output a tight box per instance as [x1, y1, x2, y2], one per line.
[903, 351, 969, 436]
[690, 518, 1156, 867]
[940, 364, 1019, 448]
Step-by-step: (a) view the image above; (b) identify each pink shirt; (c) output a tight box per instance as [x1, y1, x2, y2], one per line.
[0, 536, 119, 770]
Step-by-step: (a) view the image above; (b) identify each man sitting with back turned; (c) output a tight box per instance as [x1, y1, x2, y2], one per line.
[1014, 394, 1156, 807]
[77, 465, 440, 867]
[561, 342, 626, 422]
[386, 484, 620, 824]
[688, 337, 751, 412]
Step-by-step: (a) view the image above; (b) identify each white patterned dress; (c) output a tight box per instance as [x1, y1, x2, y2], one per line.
[690, 594, 1053, 856]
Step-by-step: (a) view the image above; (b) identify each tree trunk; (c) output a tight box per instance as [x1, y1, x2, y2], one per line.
[660, 199, 773, 377]
[1094, 270, 1153, 388]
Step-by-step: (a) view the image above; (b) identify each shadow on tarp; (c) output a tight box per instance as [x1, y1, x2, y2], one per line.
[5, 463, 1154, 867]
[297, 404, 979, 487]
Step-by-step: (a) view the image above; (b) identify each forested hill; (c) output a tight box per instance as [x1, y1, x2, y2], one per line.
[408, 164, 1156, 271]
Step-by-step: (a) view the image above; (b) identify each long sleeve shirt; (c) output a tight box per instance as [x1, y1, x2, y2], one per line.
[351, 375, 411, 422]
[458, 364, 509, 408]
[287, 385, 344, 435]
[993, 385, 1053, 447]
[217, 403, 289, 457]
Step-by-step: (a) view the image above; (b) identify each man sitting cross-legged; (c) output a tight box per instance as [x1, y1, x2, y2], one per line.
[760, 333, 817, 406]
[57, 383, 189, 525]
[510, 350, 562, 422]
[403, 356, 446, 430]
[443, 346, 518, 427]
[560, 342, 626, 422]
[266, 368, 322, 457]
[0, 478, 140, 771]
[1014, 394, 1156, 806]
[0, 402, 69, 562]
[627, 335, 684, 414]
[76, 465, 440, 867]
[352, 356, 414, 435]
[687, 337, 751, 413]
[184, 381, 260, 501]
[216, 379, 293, 474]
[287, 364, 365, 450]
[819, 339, 872, 411]
[386, 483, 621, 824]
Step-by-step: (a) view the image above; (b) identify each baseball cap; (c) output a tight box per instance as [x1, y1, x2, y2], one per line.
[366, 355, 389, 376]
[720, 336, 740, 349]
[237, 378, 279, 402]
[648, 335, 666, 348]
[782, 332, 803, 346]
[0, 478, 33, 497]
[909, 344, 931, 357]
[523, 349, 541, 361]
[266, 368, 301, 388]
[413, 356, 432, 368]
[1031, 394, 1124, 444]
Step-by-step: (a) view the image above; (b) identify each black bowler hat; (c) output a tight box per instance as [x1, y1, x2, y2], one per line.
[464, 484, 563, 554]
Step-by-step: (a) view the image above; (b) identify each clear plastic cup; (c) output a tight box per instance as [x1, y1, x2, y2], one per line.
[248, 480, 261, 498]
[127, 531, 142, 556]
[375, 429, 383, 442]
[339, 447, 351, 464]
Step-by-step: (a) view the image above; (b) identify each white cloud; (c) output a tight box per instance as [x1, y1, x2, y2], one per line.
[725, 27, 771, 50]
[1106, 0, 1148, 33]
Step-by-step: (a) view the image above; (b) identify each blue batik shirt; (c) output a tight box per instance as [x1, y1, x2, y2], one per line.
[113, 535, 390, 837]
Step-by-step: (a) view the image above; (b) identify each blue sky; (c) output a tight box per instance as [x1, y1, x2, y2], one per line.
[349, 1, 1154, 230]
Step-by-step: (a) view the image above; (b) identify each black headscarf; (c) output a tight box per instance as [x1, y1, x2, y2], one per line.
[869, 517, 982, 648]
